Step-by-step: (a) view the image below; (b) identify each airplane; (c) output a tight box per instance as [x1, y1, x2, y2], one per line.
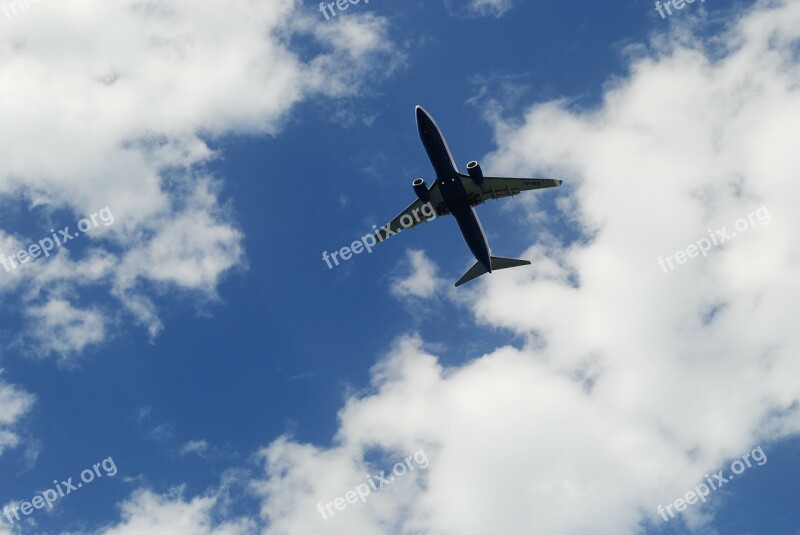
[374, 106, 563, 287]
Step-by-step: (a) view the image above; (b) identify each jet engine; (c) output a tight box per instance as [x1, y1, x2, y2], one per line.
[466, 161, 484, 186]
[413, 178, 430, 203]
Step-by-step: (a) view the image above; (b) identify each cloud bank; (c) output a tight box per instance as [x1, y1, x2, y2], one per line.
[0, 0, 402, 360]
[10, 0, 799, 534]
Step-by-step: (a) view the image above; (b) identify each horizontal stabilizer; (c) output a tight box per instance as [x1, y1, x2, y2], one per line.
[454, 256, 531, 287]
[455, 261, 489, 287]
[490, 256, 531, 270]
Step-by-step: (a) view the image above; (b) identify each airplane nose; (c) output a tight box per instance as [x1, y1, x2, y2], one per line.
[416, 106, 429, 134]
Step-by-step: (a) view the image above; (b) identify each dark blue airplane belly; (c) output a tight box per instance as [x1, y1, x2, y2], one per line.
[435, 172, 491, 270]
[419, 121, 458, 179]
[417, 106, 491, 271]
[425, 143, 457, 180]
[452, 205, 491, 270]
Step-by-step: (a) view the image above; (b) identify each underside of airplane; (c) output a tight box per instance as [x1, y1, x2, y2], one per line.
[375, 106, 562, 287]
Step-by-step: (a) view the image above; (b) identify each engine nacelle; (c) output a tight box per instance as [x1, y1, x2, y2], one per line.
[412, 178, 430, 203]
[466, 161, 484, 186]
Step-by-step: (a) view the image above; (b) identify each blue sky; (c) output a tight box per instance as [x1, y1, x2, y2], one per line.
[1, 0, 799, 533]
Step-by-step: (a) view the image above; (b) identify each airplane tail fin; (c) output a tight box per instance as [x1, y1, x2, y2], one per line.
[454, 256, 531, 287]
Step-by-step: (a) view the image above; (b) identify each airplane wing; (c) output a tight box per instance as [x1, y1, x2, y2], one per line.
[374, 183, 448, 243]
[461, 175, 562, 205]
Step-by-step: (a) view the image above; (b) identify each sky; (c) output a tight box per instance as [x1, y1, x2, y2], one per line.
[0, 0, 799, 533]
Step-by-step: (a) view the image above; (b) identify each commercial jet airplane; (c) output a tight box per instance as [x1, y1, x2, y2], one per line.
[375, 106, 563, 286]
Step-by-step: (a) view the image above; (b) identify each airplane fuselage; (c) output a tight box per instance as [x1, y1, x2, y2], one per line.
[416, 106, 493, 272]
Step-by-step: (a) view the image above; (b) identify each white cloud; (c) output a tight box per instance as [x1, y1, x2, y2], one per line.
[21, 298, 106, 360]
[180, 439, 210, 458]
[444, 0, 516, 18]
[246, 1, 800, 534]
[390, 250, 445, 299]
[69, 488, 255, 535]
[0, 373, 34, 458]
[0, 0, 403, 359]
[40, 1, 800, 534]
[147, 423, 175, 442]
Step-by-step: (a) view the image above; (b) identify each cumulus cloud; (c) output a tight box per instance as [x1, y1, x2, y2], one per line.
[69, 488, 256, 535]
[244, 2, 800, 534]
[20, 298, 106, 360]
[0, 373, 34, 458]
[40, 1, 800, 534]
[390, 250, 445, 299]
[0, 0, 403, 360]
